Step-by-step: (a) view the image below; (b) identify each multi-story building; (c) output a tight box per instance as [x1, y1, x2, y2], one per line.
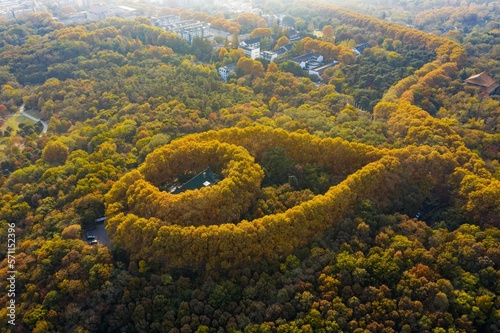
[240, 45, 260, 59]
[260, 43, 293, 63]
[218, 63, 237, 82]
[239, 36, 264, 60]
[163, 19, 210, 44]
[151, 14, 180, 27]
[0, 1, 39, 20]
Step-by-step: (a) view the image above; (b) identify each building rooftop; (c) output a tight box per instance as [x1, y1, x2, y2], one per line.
[352, 43, 370, 56]
[241, 45, 258, 51]
[465, 72, 500, 95]
[242, 36, 263, 46]
[170, 168, 218, 194]
[310, 61, 339, 76]
[292, 52, 322, 63]
[465, 72, 496, 87]
[221, 63, 237, 71]
[276, 43, 293, 55]
[117, 6, 137, 12]
[288, 28, 302, 41]
[241, 34, 277, 46]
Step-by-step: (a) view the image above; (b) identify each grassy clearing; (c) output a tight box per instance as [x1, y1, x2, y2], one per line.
[313, 30, 323, 38]
[23, 108, 42, 119]
[0, 114, 36, 135]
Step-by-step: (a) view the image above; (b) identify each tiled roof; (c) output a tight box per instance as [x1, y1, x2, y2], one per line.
[465, 72, 497, 87]
[465, 72, 499, 95]
[292, 52, 321, 63]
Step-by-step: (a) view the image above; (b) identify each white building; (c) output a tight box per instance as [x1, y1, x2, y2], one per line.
[240, 45, 260, 59]
[239, 36, 263, 60]
[260, 44, 293, 63]
[151, 15, 180, 27]
[292, 53, 338, 77]
[163, 19, 210, 44]
[218, 63, 236, 82]
[240, 37, 261, 49]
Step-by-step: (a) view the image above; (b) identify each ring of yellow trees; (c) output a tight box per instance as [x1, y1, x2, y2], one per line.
[105, 126, 500, 270]
[106, 140, 265, 226]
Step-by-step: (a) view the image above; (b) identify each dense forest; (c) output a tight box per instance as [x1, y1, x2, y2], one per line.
[0, 0, 499, 332]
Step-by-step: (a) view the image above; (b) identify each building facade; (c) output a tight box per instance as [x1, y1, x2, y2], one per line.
[219, 63, 236, 82]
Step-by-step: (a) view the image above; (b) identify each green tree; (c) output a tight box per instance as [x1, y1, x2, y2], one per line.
[261, 147, 295, 185]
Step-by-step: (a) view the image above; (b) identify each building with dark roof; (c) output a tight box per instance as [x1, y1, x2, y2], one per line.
[239, 34, 278, 59]
[287, 28, 302, 42]
[169, 168, 218, 194]
[291, 53, 339, 78]
[292, 52, 322, 64]
[352, 43, 370, 56]
[464, 72, 500, 95]
[260, 43, 293, 62]
[240, 45, 261, 59]
[239, 37, 264, 60]
[240, 34, 278, 50]
[240, 36, 262, 48]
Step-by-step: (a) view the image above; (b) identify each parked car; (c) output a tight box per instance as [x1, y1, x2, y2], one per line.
[88, 240, 98, 245]
[87, 235, 96, 240]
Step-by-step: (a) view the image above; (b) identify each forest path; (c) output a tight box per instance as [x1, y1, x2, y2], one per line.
[20, 104, 48, 135]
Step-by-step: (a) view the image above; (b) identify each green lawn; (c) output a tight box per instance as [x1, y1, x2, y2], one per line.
[1, 113, 36, 135]
[23, 108, 42, 119]
[0, 113, 38, 154]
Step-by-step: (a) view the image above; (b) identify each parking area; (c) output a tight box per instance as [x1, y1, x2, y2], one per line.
[84, 222, 111, 246]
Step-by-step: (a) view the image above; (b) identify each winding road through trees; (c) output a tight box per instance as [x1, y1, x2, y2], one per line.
[20, 104, 48, 135]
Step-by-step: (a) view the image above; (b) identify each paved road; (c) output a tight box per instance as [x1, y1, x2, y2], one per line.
[19, 104, 48, 135]
[84, 223, 111, 247]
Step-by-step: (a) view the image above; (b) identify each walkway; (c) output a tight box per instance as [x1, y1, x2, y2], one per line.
[19, 104, 48, 135]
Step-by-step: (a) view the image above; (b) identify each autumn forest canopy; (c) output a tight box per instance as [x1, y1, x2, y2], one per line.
[0, 0, 500, 332]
